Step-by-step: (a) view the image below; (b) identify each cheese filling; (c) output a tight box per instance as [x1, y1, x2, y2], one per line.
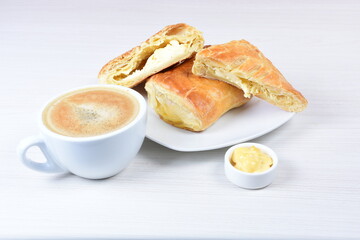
[113, 40, 189, 83]
[146, 84, 201, 130]
[210, 66, 294, 107]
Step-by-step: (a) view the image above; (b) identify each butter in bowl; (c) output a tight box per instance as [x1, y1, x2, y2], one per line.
[224, 143, 278, 189]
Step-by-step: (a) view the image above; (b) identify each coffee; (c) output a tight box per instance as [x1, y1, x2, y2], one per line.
[43, 87, 139, 137]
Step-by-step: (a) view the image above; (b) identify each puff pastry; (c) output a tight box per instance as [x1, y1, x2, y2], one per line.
[192, 40, 307, 112]
[145, 57, 250, 132]
[98, 23, 204, 88]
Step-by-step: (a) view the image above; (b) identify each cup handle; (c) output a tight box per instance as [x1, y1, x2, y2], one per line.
[17, 135, 66, 173]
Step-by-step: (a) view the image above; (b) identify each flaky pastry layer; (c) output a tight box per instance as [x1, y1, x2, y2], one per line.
[145, 58, 250, 132]
[192, 40, 308, 112]
[98, 23, 204, 87]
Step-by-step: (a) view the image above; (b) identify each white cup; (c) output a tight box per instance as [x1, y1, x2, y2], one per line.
[17, 85, 147, 179]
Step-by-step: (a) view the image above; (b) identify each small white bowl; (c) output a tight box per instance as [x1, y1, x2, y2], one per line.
[224, 142, 278, 189]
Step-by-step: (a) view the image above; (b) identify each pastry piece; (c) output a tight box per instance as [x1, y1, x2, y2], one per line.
[145, 57, 251, 132]
[98, 23, 204, 87]
[192, 40, 307, 112]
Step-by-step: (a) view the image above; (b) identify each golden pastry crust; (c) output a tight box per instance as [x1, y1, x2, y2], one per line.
[98, 23, 204, 88]
[145, 57, 251, 132]
[192, 40, 308, 112]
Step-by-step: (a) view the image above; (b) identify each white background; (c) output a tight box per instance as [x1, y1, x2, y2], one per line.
[1, 0, 359, 239]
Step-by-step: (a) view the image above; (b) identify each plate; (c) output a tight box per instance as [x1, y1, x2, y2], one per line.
[145, 98, 295, 152]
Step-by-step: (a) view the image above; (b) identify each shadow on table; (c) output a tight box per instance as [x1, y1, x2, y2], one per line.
[48, 117, 301, 184]
[139, 137, 225, 164]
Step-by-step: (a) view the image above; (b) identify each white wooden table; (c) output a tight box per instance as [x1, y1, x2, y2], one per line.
[1, 0, 360, 239]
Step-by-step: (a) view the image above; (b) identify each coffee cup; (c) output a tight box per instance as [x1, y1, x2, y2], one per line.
[17, 84, 147, 179]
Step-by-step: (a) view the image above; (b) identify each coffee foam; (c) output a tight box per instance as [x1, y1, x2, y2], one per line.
[43, 88, 139, 137]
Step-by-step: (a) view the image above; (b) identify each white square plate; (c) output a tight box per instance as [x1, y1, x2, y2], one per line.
[145, 98, 295, 152]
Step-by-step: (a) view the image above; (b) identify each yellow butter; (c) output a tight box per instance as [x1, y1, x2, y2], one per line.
[231, 146, 273, 173]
